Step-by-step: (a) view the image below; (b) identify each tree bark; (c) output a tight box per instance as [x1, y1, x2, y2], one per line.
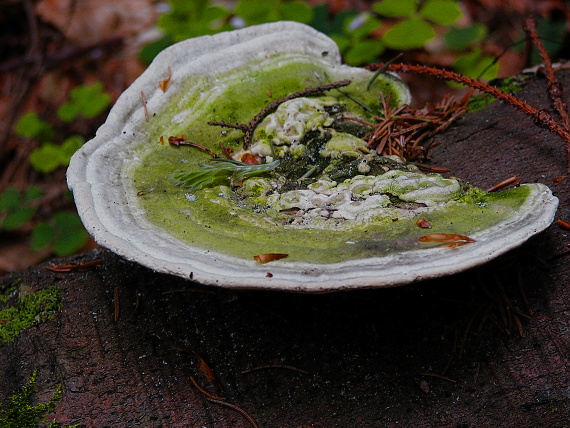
[1, 70, 569, 427]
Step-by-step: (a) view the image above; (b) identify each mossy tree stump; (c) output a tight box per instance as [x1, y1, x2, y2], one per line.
[1, 70, 569, 427]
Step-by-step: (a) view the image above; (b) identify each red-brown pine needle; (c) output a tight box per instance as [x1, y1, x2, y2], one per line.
[368, 63, 570, 172]
[524, 16, 570, 129]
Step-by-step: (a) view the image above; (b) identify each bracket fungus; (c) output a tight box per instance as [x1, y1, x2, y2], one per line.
[67, 22, 558, 292]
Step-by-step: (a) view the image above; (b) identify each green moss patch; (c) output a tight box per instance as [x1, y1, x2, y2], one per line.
[0, 284, 62, 344]
[0, 369, 77, 428]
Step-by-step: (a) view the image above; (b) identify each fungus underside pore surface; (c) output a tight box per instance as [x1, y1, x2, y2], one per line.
[130, 54, 531, 264]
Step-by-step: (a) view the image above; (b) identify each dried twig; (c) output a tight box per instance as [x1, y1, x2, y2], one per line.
[204, 398, 259, 428]
[189, 376, 225, 400]
[219, 142, 235, 160]
[245, 79, 351, 147]
[168, 136, 219, 158]
[486, 176, 520, 192]
[524, 16, 570, 129]
[367, 62, 570, 172]
[46, 259, 103, 272]
[207, 121, 249, 132]
[208, 80, 351, 149]
[186, 354, 258, 427]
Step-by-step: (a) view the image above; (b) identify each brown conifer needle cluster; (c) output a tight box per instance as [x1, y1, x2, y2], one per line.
[366, 16, 570, 173]
[350, 91, 471, 163]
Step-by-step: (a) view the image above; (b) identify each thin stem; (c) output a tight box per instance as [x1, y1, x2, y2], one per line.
[243, 79, 351, 148]
[524, 16, 570, 129]
[209, 80, 352, 149]
[168, 136, 219, 158]
[207, 121, 249, 132]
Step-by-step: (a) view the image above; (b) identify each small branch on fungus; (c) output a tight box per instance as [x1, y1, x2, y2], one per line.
[208, 80, 352, 149]
[207, 121, 249, 132]
[244, 80, 351, 147]
[168, 136, 219, 158]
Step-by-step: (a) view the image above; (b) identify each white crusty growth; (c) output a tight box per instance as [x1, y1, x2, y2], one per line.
[263, 170, 462, 228]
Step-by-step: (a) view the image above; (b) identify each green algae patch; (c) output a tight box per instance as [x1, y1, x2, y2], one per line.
[0, 284, 62, 344]
[133, 172, 532, 263]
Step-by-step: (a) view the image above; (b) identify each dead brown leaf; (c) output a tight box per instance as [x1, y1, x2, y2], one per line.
[253, 253, 289, 264]
[35, 0, 157, 46]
